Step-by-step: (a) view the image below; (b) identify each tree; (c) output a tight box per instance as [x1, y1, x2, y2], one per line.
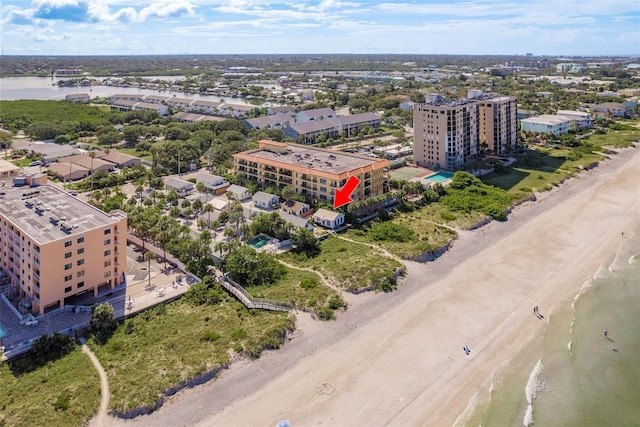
[0, 129, 12, 159]
[144, 251, 155, 288]
[291, 227, 320, 257]
[91, 302, 116, 336]
[281, 185, 296, 202]
[224, 246, 286, 287]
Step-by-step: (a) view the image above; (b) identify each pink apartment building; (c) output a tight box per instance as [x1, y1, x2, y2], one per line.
[0, 181, 127, 315]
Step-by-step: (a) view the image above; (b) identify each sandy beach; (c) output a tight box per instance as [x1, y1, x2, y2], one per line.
[118, 145, 640, 427]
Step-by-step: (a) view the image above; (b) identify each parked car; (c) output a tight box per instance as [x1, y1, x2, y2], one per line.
[28, 161, 41, 167]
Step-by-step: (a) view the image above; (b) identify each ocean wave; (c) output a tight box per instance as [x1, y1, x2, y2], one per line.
[523, 359, 544, 426]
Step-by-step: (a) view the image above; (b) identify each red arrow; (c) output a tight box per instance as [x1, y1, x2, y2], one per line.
[333, 175, 360, 209]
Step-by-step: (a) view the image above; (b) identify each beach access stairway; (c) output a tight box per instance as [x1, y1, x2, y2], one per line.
[217, 273, 293, 313]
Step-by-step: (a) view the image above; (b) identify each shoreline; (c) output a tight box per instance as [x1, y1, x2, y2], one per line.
[111, 144, 640, 426]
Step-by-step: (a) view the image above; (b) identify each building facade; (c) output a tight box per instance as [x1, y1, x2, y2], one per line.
[413, 92, 517, 170]
[0, 182, 127, 315]
[234, 140, 389, 204]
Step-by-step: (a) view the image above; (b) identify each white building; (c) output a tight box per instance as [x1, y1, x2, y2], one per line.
[313, 208, 345, 230]
[226, 184, 251, 201]
[252, 191, 280, 210]
[164, 177, 195, 197]
[520, 115, 569, 135]
[555, 110, 592, 129]
[195, 172, 230, 194]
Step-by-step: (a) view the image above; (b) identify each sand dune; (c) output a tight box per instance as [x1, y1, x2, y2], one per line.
[120, 146, 640, 427]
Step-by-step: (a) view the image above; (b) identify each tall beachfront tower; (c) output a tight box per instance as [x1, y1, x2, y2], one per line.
[0, 179, 127, 315]
[413, 92, 518, 170]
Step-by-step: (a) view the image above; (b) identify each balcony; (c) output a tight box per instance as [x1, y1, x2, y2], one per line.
[264, 165, 276, 172]
[279, 177, 293, 185]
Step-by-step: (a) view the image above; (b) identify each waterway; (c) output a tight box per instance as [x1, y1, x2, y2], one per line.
[0, 76, 262, 105]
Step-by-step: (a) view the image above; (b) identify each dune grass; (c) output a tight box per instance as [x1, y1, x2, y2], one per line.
[0, 348, 100, 427]
[88, 297, 294, 414]
[280, 236, 403, 292]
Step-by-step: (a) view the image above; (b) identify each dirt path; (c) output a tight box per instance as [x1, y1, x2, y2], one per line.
[276, 259, 339, 292]
[83, 344, 110, 427]
[334, 234, 405, 263]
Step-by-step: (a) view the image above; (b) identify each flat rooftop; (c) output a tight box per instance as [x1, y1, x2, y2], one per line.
[238, 141, 388, 176]
[0, 183, 124, 244]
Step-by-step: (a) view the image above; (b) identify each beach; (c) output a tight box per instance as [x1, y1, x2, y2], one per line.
[117, 145, 640, 427]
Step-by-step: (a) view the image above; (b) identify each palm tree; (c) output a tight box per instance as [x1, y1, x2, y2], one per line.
[89, 151, 96, 193]
[203, 203, 214, 228]
[144, 251, 155, 288]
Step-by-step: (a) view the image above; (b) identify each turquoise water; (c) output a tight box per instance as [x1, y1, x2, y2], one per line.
[0, 324, 5, 338]
[426, 171, 454, 183]
[462, 234, 640, 426]
[248, 235, 270, 249]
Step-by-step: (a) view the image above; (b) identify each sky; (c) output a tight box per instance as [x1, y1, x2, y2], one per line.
[0, 0, 639, 56]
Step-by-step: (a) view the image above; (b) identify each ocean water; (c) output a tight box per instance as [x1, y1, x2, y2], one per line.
[461, 234, 640, 427]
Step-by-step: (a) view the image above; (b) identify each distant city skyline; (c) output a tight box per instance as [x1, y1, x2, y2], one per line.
[1, 0, 639, 56]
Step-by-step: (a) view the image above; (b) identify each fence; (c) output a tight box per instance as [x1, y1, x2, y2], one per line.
[217, 273, 293, 312]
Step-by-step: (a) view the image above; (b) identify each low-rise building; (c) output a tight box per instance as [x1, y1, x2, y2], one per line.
[0, 181, 127, 315]
[252, 191, 280, 210]
[278, 211, 313, 231]
[590, 102, 631, 118]
[555, 110, 592, 129]
[96, 150, 142, 168]
[164, 177, 195, 197]
[281, 200, 311, 217]
[65, 93, 90, 103]
[313, 208, 345, 230]
[58, 154, 115, 174]
[283, 119, 340, 144]
[0, 159, 22, 178]
[520, 115, 570, 135]
[296, 107, 336, 123]
[234, 140, 389, 204]
[226, 184, 252, 201]
[47, 162, 89, 181]
[332, 112, 381, 137]
[245, 113, 294, 130]
[195, 172, 230, 194]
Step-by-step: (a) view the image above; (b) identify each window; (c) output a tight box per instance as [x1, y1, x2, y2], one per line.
[77, 259, 84, 266]
[320, 187, 327, 193]
[65, 286, 72, 293]
[77, 270, 85, 278]
[104, 250, 111, 256]
[104, 238, 111, 245]
[77, 236, 84, 244]
[64, 263, 72, 270]
[64, 252, 72, 259]
[64, 240, 72, 247]
[64, 274, 72, 282]
[319, 178, 327, 184]
[104, 228, 111, 235]
[77, 281, 84, 288]
[77, 248, 84, 255]
[104, 260, 111, 267]
[104, 271, 111, 278]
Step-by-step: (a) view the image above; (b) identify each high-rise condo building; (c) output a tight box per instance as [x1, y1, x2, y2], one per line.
[413, 92, 517, 170]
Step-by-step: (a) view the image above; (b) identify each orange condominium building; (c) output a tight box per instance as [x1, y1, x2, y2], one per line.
[234, 140, 390, 204]
[0, 182, 127, 315]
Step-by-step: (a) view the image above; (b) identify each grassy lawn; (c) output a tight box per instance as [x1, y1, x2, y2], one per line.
[247, 267, 341, 312]
[585, 126, 640, 149]
[88, 296, 294, 414]
[118, 147, 152, 161]
[279, 236, 402, 292]
[0, 348, 100, 427]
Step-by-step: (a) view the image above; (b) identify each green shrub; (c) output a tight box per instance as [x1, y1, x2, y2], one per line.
[328, 295, 345, 310]
[201, 331, 221, 342]
[316, 307, 335, 320]
[300, 278, 318, 289]
[53, 392, 70, 411]
[231, 328, 247, 341]
[440, 211, 457, 221]
[368, 221, 415, 242]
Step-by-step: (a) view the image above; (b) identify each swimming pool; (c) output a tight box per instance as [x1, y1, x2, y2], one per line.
[425, 171, 454, 183]
[0, 324, 6, 339]
[247, 235, 271, 249]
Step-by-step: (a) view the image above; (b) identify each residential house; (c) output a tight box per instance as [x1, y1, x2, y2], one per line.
[590, 102, 631, 118]
[195, 172, 230, 194]
[189, 100, 222, 115]
[281, 200, 311, 217]
[219, 103, 256, 118]
[166, 97, 195, 110]
[164, 177, 195, 197]
[143, 95, 170, 104]
[313, 208, 345, 230]
[278, 211, 314, 231]
[59, 154, 115, 174]
[173, 112, 223, 123]
[268, 106, 295, 115]
[132, 102, 169, 116]
[252, 191, 280, 210]
[65, 93, 90, 103]
[226, 184, 251, 201]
